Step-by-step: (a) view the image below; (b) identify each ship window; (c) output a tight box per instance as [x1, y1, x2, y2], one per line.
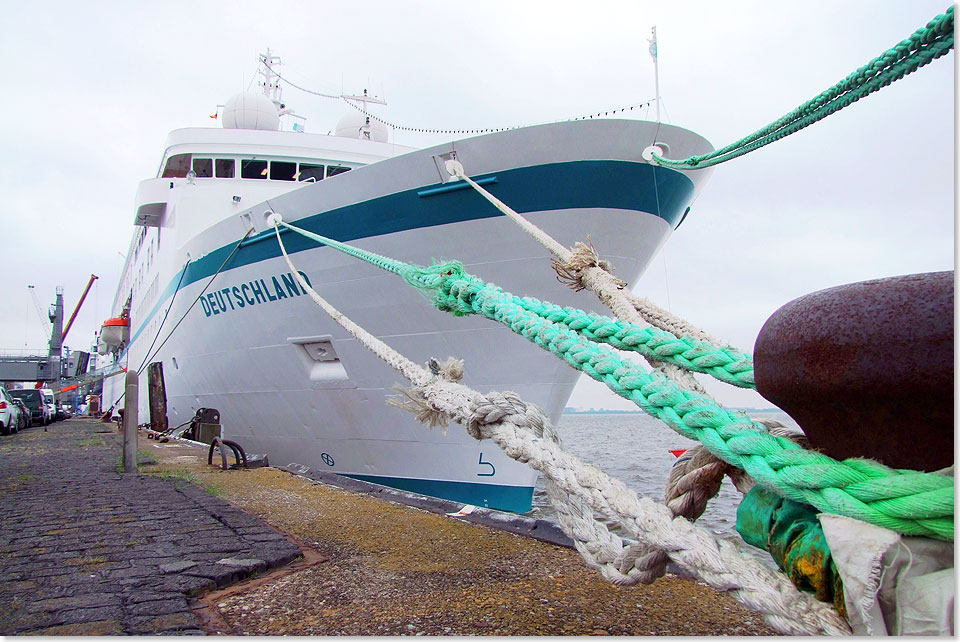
[161, 154, 191, 178]
[215, 158, 235, 178]
[241, 159, 268, 179]
[192, 158, 213, 178]
[270, 161, 297, 181]
[327, 165, 351, 177]
[298, 163, 325, 181]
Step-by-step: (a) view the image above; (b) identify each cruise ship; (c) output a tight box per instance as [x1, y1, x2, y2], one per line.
[99, 53, 714, 513]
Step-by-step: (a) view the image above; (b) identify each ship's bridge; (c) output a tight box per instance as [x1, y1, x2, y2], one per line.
[156, 126, 413, 181]
[132, 127, 415, 229]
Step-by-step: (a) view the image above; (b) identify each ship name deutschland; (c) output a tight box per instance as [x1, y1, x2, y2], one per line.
[199, 271, 313, 317]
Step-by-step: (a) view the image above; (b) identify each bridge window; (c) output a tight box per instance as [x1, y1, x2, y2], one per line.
[270, 161, 297, 181]
[193, 158, 213, 178]
[327, 165, 351, 177]
[215, 159, 235, 178]
[241, 159, 268, 179]
[298, 163, 325, 182]
[161, 154, 191, 178]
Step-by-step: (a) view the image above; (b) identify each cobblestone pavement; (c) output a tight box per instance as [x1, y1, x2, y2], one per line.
[0, 417, 301, 635]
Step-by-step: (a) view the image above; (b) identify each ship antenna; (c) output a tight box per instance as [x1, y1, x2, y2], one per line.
[257, 48, 306, 131]
[341, 88, 387, 140]
[258, 48, 283, 109]
[648, 27, 660, 122]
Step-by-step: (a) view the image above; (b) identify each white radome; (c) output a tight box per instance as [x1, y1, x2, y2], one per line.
[335, 111, 389, 142]
[222, 92, 280, 131]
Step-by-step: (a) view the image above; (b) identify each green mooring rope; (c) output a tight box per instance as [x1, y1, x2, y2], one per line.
[500, 296, 753, 388]
[277, 221, 754, 387]
[653, 6, 954, 169]
[275, 220, 954, 541]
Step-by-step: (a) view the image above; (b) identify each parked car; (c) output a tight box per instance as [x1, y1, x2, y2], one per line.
[40, 389, 57, 423]
[12, 398, 31, 429]
[0, 388, 19, 435]
[8, 389, 49, 426]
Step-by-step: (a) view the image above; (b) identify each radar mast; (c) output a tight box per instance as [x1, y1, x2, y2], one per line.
[258, 49, 306, 132]
[341, 89, 387, 140]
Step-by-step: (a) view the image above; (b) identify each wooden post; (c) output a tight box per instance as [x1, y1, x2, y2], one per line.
[147, 361, 168, 433]
[123, 371, 138, 473]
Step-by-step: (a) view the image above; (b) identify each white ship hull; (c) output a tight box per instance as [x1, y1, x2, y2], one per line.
[102, 118, 713, 513]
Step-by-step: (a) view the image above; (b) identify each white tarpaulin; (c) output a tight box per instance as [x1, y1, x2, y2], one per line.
[820, 513, 954, 635]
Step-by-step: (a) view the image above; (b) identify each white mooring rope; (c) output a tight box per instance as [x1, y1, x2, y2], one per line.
[446, 161, 723, 345]
[267, 215, 850, 635]
[446, 161, 757, 583]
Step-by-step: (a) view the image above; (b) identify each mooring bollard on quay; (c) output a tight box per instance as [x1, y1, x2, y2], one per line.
[754, 270, 954, 471]
[752, 270, 954, 635]
[122, 370, 138, 473]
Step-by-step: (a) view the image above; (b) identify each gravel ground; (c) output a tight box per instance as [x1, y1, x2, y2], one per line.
[142, 436, 780, 636]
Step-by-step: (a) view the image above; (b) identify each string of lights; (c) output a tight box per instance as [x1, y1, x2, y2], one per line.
[265, 62, 658, 135]
[264, 63, 342, 100]
[339, 96, 657, 135]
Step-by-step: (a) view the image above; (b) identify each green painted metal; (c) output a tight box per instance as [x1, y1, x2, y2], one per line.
[653, 6, 954, 170]
[737, 486, 846, 615]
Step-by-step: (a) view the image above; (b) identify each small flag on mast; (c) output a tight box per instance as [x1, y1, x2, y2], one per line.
[648, 26, 658, 61]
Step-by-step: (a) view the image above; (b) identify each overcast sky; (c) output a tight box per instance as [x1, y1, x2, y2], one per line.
[0, 1, 953, 411]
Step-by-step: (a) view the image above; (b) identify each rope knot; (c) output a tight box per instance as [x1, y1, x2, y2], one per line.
[552, 237, 626, 292]
[466, 390, 546, 441]
[427, 357, 465, 382]
[386, 357, 466, 432]
[401, 260, 466, 292]
[401, 261, 478, 316]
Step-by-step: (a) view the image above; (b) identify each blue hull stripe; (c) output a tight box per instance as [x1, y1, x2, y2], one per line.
[343, 473, 536, 514]
[128, 160, 693, 357]
[185, 159, 692, 289]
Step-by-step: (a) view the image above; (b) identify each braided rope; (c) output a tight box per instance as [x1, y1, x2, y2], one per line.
[447, 164, 730, 395]
[618, 287, 722, 345]
[450, 165, 573, 260]
[443, 169, 756, 580]
[442, 144, 877, 600]
[419, 382, 851, 635]
[267, 216, 430, 387]
[666, 448, 735, 521]
[599, 418, 804, 584]
[653, 6, 954, 169]
[269, 221, 850, 634]
[511, 295, 755, 388]
[275, 218, 408, 276]
[554, 240, 721, 345]
[273, 220, 953, 540]
[552, 238, 624, 292]
[276, 220, 752, 388]
[409, 264, 954, 539]
[620, 447, 735, 585]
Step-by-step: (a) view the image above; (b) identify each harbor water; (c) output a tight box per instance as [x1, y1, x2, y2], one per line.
[530, 410, 801, 568]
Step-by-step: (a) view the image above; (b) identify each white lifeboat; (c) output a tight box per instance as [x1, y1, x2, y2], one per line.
[101, 317, 130, 348]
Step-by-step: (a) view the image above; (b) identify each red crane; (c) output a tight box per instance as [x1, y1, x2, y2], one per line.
[61, 274, 98, 342]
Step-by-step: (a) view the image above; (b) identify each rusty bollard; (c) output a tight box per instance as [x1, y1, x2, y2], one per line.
[754, 271, 953, 472]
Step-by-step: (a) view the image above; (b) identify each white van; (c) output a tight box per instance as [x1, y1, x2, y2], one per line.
[40, 389, 56, 424]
